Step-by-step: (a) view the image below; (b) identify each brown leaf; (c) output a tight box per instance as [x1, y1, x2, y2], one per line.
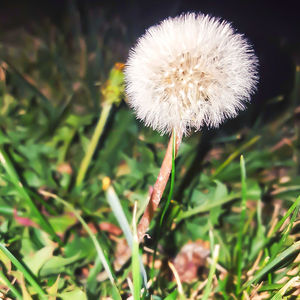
[173, 240, 210, 283]
[113, 238, 131, 271]
[0, 66, 6, 82]
[99, 222, 122, 236]
[56, 163, 73, 175]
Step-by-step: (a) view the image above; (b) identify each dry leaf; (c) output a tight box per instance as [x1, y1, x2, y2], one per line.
[173, 240, 210, 283]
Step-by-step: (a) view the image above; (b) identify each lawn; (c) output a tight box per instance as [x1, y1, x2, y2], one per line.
[0, 3, 299, 299]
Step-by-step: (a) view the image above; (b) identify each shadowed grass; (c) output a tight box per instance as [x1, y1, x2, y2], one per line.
[0, 147, 61, 245]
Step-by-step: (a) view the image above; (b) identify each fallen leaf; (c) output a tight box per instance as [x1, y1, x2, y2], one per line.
[113, 238, 131, 271]
[57, 163, 73, 175]
[173, 240, 210, 283]
[99, 222, 122, 235]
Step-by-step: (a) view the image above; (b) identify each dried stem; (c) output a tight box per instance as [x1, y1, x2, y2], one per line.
[137, 130, 182, 242]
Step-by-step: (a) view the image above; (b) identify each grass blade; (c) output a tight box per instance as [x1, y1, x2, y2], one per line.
[0, 270, 23, 300]
[0, 243, 47, 299]
[211, 135, 260, 178]
[202, 244, 220, 300]
[106, 184, 133, 247]
[235, 155, 247, 294]
[105, 184, 148, 287]
[132, 202, 142, 300]
[175, 192, 240, 222]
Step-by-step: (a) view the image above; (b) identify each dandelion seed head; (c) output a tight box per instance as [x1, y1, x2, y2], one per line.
[125, 13, 259, 136]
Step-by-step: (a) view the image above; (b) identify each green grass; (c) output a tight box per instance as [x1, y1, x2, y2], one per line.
[132, 202, 142, 300]
[0, 5, 299, 299]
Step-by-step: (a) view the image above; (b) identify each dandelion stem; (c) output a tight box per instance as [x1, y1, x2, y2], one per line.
[137, 130, 182, 241]
[76, 103, 112, 187]
[159, 129, 176, 226]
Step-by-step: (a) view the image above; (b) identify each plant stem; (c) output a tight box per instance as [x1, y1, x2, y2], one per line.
[76, 103, 112, 187]
[159, 129, 176, 226]
[137, 130, 182, 242]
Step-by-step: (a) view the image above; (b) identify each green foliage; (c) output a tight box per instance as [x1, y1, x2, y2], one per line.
[0, 4, 299, 299]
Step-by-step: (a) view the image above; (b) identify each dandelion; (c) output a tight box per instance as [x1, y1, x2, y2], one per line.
[125, 13, 258, 240]
[126, 13, 258, 136]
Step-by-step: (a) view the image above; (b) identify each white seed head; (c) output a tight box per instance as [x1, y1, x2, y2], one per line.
[125, 13, 259, 136]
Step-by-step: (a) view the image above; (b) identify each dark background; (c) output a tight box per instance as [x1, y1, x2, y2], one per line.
[1, 0, 299, 110]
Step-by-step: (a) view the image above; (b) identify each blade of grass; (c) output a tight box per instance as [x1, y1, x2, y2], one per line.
[235, 155, 247, 295]
[39, 190, 121, 300]
[258, 283, 284, 291]
[0, 270, 23, 300]
[0, 244, 47, 299]
[291, 65, 300, 108]
[105, 183, 148, 288]
[76, 103, 112, 187]
[175, 192, 240, 223]
[256, 197, 264, 236]
[132, 202, 142, 300]
[211, 135, 260, 179]
[202, 243, 220, 300]
[105, 184, 133, 247]
[86, 256, 102, 294]
[243, 241, 300, 288]
[0, 147, 61, 245]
